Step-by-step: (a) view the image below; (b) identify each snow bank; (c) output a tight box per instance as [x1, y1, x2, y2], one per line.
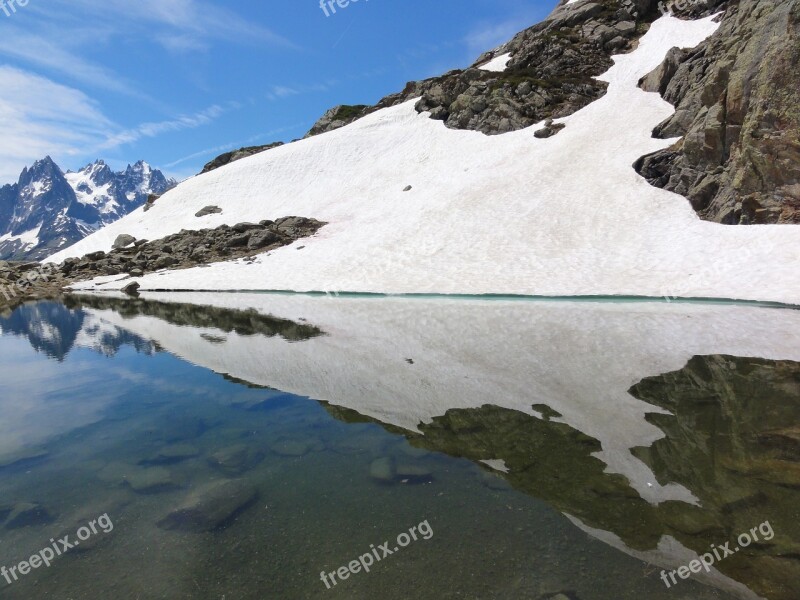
[52, 15, 800, 304]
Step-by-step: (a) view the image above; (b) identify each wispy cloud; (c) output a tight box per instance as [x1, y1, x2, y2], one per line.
[0, 67, 115, 182]
[163, 123, 308, 169]
[42, 0, 298, 53]
[97, 104, 233, 151]
[0, 26, 144, 98]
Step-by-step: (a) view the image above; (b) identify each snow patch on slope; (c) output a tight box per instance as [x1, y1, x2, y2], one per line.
[479, 52, 512, 72]
[52, 15, 800, 305]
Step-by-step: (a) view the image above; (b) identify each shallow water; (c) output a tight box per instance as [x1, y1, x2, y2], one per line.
[0, 296, 798, 599]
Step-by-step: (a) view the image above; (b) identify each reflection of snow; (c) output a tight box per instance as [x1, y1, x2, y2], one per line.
[81, 291, 800, 506]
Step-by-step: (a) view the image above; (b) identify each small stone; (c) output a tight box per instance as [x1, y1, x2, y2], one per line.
[121, 281, 140, 296]
[403, 185, 413, 192]
[195, 205, 223, 217]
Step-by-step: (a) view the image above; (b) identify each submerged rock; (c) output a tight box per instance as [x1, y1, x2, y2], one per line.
[208, 444, 263, 475]
[141, 443, 200, 466]
[126, 467, 180, 494]
[157, 479, 258, 532]
[369, 457, 396, 483]
[4, 502, 55, 529]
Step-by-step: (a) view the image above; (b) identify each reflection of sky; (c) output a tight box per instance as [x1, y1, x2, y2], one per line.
[0, 316, 265, 459]
[0, 335, 119, 456]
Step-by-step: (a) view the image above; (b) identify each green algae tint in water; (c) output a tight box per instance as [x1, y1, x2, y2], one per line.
[0, 299, 795, 599]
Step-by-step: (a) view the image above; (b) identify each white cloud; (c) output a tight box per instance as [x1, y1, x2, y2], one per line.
[43, 0, 298, 52]
[0, 66, 115, 183]
[0, 27, 144, 97]
[96, 105, 229, 151]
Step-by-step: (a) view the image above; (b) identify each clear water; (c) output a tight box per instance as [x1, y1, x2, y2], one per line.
[0, 297, 798, 600]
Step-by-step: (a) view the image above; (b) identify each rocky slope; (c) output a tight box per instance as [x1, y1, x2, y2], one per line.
[0, 216, 325, 312]
[198, 1, 796, 228]
[200, 143, 285, 174]
[0, 157, 175, 261]
[636, 0, 799, 224]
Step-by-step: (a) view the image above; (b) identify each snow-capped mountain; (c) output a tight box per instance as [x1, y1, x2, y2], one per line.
[0, 157, 175, 261]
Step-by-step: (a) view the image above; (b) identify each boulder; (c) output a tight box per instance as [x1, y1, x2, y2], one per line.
[112, 234, 136, 249]
[247, 230, 280, 250]
[195, 205, 223, 217]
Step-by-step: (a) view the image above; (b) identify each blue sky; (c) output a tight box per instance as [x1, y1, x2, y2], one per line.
[0, 0, 557, 183]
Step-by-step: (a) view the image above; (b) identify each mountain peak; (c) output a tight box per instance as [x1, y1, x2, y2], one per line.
[0, 156, 173, 261]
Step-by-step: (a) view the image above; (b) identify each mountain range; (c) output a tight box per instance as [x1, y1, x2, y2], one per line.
[0, 157, 174, 261]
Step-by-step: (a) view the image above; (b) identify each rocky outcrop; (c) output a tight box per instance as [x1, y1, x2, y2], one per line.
[201, 142, 285, 174]
[64, 295, 325, 342]
[635, 0, 800, 224]
[58, 216, 325, 283]
[1, 217, 325, 309]
[0, 261, 67, 312]
[305, 105, 369, 138]
[306, 1, 719, 138]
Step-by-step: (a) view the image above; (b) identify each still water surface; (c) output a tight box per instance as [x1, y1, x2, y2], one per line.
[0, 295, 798, 599]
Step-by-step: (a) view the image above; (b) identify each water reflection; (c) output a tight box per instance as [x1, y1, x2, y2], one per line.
[0, 294, 798, 599]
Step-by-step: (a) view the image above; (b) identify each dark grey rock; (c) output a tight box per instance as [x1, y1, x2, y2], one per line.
[195, 205, 223, 217]
[247, 230, 280, 250]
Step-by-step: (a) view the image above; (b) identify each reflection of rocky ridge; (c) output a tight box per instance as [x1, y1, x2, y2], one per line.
[326, 354, 800, 600]
[630, 355, 800, 600]
[65, 295, 325, 342]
